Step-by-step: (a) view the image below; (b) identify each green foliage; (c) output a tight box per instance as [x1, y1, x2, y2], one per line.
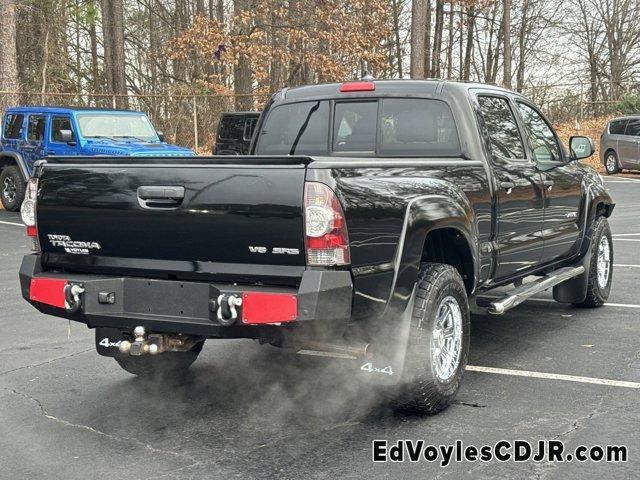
[614, 94, 640, 115]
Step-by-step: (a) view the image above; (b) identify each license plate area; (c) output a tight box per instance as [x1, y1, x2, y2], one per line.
[124, 279, 212, 319]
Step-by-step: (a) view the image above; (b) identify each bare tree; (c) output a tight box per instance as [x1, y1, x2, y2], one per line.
[0, 0, 19, 107]
[503, 0, 512, 88]
[410, 0, 428, 78]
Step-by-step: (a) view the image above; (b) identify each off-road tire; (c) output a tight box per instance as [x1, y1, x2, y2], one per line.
[115, 341, 204, 377]
[393, 263, 470, 414]
[604, 151, 620, 175]
[0, 166, 26, 212]
[573, 217, 613, 308]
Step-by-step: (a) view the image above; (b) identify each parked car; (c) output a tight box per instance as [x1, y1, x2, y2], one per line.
[600, 115, 640, 174]
[0, 106, 195, 211]
[19, 80, 614, 414]
[212, 111, 260, 155]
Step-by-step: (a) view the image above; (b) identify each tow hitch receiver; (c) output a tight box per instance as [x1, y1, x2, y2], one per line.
[111, 326, 201, 357]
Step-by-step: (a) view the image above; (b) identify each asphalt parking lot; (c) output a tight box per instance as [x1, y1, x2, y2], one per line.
[0, 175, 639, 480]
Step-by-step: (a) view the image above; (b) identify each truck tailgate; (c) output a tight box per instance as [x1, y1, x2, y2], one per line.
[35, 157, 309, 283]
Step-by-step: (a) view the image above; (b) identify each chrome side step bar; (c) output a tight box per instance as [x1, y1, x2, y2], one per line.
[488, 266, 585, 315]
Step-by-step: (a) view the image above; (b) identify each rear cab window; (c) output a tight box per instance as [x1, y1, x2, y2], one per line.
[218, 116, 246, 141]
[3, 113, 25, 140]
[255, 97, 461, 157]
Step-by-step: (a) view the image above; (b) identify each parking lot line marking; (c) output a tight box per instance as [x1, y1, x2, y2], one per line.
[466, 365, 640, 389]
[614, 264, 640, 268]
[614, 238, 640, 242]
[0, 220, 23, 227]
[613, 233, 640, 237]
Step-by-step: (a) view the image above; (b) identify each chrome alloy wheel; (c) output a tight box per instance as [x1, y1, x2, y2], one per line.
[596, 236, 611, 289]
[606, 154, 617, 173]
[431, 296, 463, 382]
[3, 176, 16, 203]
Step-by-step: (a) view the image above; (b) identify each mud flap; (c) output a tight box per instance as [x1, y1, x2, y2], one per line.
[354, 286, 416, 386]
[553, 244, 592, 304]
[95, 327, 130, 357]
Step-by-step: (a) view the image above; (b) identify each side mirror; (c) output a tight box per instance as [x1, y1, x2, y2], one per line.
[569, 136, 594, 160]
[157, 131, 165, 142]
[59, 129, 75, 144]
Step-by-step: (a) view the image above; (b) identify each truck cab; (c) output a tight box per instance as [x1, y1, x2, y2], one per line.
[0, 106, 195, 211]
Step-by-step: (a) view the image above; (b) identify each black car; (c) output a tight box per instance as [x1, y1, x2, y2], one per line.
[212, 111, 260, 155]
[19, 80, 614, 414]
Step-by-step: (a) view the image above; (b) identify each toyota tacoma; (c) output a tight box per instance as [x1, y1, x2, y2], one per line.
[19, 80, 614, 413]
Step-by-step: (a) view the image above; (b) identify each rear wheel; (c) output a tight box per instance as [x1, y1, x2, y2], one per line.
[573, 217, 613, 308]
[115, 341, 204, 378]
[393, 263, 470, 414]
[0, 166, 26, 211]
[604, 151, 620, 175]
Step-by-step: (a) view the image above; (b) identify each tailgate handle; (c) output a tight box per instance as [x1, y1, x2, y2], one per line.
[137, 186, 185, 208]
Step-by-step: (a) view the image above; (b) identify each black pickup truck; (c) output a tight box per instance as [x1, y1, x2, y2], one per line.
[19, 80, 614, 414]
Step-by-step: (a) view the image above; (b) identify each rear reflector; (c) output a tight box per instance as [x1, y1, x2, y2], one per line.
[26, 225, 37, 237]
[339, 81, 375, 92]
[241, 292, 297, 324]
[29, 278, 68, 308]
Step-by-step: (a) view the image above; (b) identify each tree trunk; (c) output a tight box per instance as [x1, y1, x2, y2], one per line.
[0, 0, 20, 108]
[100, 0, 114, 97]
[423, 0, 432, 76]
[233, 0, 253, 110]
[89, 0, 101, 95]
[446, 3, 454, 78]
[391, 0, 404, 77]
[431, 0, 444, 77]
[410, 0, 427, 78]
[463, 5, 475, 81]
[502, 0, 512, 89]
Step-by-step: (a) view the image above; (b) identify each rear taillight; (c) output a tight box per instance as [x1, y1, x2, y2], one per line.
[304, 182, 350, 266]
[21, 178, 39, 251]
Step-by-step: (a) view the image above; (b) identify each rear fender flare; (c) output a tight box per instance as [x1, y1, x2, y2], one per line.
[384, 192, 478, 319]
[0, 152, 29, 180]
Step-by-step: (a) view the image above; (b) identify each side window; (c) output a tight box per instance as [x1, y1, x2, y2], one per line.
[243, 117, 258, 142]
[624, 119, 640, 136]
[379, 98, 461, 156]
[333, 101, 377, 153]
[51, 116, 74, 142]
[27, 115, 46, 143]
[3, 114, 24, 139]
[609, 120, 627, 135]
[516, 102, 562, 163]
[476, 95, 526, 161]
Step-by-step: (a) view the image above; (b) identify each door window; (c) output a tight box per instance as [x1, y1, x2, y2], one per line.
[51, 116, 74, 143]
[3, 114, 24, 139]
[516, 102, 562, 163]
[476, 96, 526, 161]
[625, 119, 640, 136]
[27, 115, 46, 142]
[609, 119, 627, 135]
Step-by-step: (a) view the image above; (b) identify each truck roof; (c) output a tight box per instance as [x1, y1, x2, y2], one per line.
[3, 106, 145, 115]
[279, 79, 518, 102]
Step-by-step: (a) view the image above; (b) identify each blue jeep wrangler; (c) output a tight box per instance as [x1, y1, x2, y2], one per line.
[0, 106, 195, 211]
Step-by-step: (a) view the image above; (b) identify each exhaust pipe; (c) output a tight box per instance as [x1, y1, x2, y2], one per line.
[295, 340, 371, 359]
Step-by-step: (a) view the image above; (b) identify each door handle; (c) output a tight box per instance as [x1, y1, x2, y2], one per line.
[543, 180, 554, 191]
[137, 186, 185, 209]
[500, 181, 515, 194]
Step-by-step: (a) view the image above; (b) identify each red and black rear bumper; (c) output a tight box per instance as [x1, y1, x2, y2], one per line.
[19, 254, 352, 338]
